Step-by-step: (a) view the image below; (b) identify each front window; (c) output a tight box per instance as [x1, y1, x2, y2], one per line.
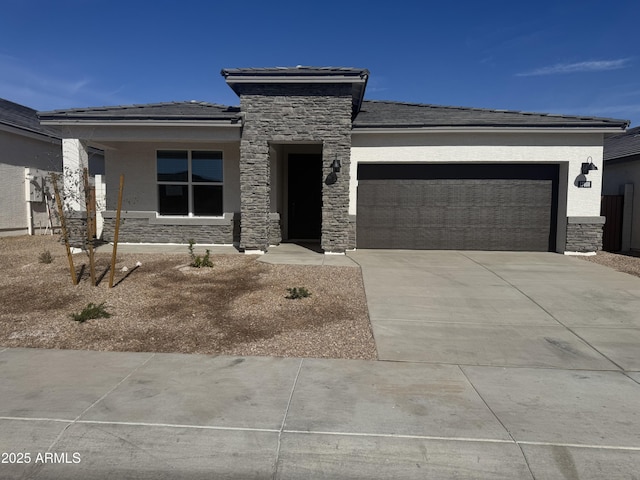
[157, 150, 223, 216]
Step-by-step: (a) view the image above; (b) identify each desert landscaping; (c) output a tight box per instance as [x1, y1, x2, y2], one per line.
[0, 235, 377, 360]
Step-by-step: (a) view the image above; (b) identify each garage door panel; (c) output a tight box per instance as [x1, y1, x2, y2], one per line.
[358, 206, 550, 229]
[360, 226, 549, 251]
[356, 165, 558, 251]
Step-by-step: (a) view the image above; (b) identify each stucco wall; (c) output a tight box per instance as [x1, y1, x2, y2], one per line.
[0, 163, 27, 234]
[0, 129, 61, 170]
[350, 131, 604, 219]
[603, 158, 640, 249]
[0, 129, 61, 234]
[104, 141, 241, 214]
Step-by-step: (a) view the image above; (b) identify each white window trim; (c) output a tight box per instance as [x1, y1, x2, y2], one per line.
[156, 149, 224, 218]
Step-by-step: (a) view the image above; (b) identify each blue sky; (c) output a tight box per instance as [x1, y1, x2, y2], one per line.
[2, 0, 639, 125]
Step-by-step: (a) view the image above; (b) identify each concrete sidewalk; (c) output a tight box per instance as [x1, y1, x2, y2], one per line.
[0, 347, 639, 479]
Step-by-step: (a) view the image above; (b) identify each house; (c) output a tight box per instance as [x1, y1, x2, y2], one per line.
[0, 98, 106, 237]
[0, 98, 64, 236]
[602, 126, 640, 251]
[38, 66, 629, 254]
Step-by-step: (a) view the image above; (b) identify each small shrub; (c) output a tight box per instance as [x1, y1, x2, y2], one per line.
[188, 239, 213, 268]
[38, 250, 53, 264]
[286, 287, 312, 300]
[70, 302, 111, 323]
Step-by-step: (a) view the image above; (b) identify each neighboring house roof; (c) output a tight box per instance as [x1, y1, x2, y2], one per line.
[353, 100, 629, 130]
[38, 101, 241, 124]
[0, 98, 61, 138]
[604, 126, 640, 161]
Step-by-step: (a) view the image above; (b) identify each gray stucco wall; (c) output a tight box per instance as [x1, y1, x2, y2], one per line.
[237, 84, 353, 252]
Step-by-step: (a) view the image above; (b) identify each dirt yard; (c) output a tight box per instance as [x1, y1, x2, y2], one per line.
[0, 235, 377, 360]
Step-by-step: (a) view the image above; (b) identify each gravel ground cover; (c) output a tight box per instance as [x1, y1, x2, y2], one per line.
[0, 235, 377, 360]
[580, 250, 640, 278]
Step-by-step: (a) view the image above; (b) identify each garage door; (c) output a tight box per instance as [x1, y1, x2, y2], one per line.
[357, 164, 558, 251]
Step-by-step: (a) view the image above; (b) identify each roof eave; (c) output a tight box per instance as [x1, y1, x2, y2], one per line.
[352, 125, 628, 134]
[0, 121, 62, 141]
[39, 118, 242, 127]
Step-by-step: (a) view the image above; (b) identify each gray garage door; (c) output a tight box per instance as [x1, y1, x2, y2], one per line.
[357, 164, 558, 251]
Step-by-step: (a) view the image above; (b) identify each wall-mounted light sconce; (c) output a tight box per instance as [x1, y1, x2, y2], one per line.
[581, 156, 598, 175]
[331, 157, 341, 173]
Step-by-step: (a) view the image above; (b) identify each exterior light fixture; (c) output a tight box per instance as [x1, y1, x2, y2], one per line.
[331, 157, 341, 173]
[581, 156, 598, 175]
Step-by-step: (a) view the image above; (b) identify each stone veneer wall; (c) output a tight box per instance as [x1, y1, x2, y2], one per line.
[65, 214, 88, 249]
[237, 84, 353, 253]
[565, 216, 605, 252]
[101, 212, 235, 244]
[348, 215, 357, 250]
[269, 213, 282, 246]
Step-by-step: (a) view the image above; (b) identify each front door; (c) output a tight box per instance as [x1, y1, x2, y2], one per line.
[288, 154, 322, 240]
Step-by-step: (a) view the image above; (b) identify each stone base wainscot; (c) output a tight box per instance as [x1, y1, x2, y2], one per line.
[565, 216, 605, 253]
[101, 211, 236, 245]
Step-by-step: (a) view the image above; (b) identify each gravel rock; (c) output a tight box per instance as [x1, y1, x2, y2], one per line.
[0, 235, 377, 360]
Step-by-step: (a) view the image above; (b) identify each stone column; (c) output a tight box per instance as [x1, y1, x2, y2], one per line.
[239, 138, 270, 252]
[321, 142, 352, 253]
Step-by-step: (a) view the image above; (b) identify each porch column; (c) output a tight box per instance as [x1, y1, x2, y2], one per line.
[62, 138, 89, 211]
[239, 138, 270, 252]
[321, 142, 352, 253]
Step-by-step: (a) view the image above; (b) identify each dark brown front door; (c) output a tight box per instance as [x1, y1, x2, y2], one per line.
[288, 154, 322, 240]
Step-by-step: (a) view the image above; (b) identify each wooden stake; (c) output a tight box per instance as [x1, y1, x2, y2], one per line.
[50, 173, 78, 286]
[109, 174, 125, 288]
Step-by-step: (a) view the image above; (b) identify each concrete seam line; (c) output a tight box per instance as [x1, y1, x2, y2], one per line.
[0, 416, 73, 423]
[77, 420, 279, 433]
[282, 430, 513, 444]
[0, 416, 280, 433]
[273, 358, 304, 480]
[458, 253, 626, 372]
[517, 441, 640, 451]
[457, 365, 536, 480]
[624, 372, 640, 385]
[45, 352, 157, 452]
[4, 417, 639, 451]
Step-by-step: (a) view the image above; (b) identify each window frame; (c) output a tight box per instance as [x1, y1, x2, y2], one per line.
[156, 149, 224, 217]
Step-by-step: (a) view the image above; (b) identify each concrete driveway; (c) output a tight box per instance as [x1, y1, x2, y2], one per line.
[349, 250, 640, 370]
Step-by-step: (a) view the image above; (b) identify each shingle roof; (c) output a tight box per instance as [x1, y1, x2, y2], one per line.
[0, 98, 61, 138]
[35, 98, 630, 131]
[38, 101, 241, 122]
[604, 126, 640, 161]
[353, 100, 629, 129]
